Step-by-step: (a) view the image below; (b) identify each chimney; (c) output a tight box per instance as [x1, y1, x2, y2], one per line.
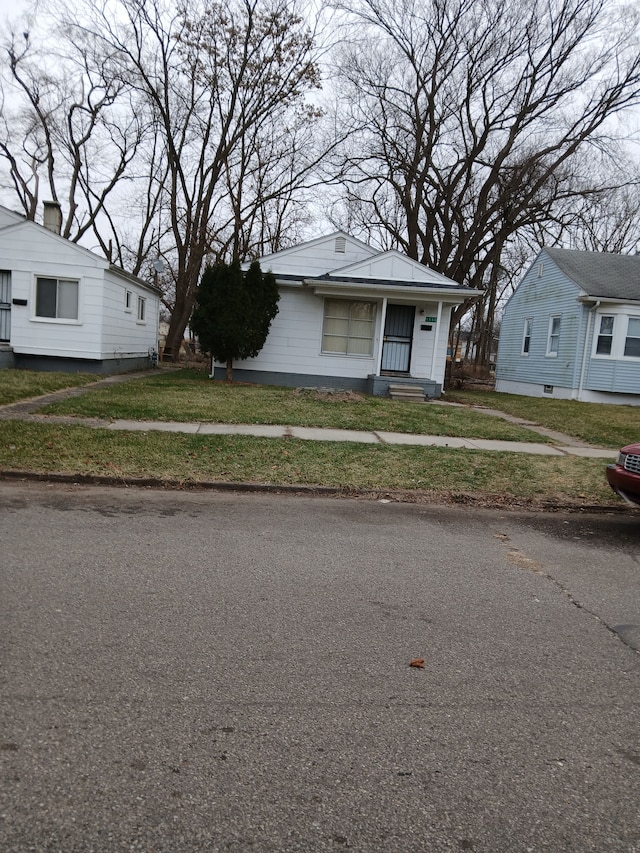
[43, 201, 62, 235]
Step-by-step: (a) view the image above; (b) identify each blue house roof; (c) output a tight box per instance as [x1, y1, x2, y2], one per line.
[545, 248, 640, 302]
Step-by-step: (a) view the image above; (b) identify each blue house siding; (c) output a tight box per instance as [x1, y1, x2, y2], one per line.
[496, 248, 640, 404]
[495, 253, 582, 391]
[586, 358, 640, 394]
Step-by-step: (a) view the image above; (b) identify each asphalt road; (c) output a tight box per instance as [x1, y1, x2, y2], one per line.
[1, 482, 639, 852]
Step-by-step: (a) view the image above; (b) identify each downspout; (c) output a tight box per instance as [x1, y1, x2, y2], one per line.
[375, 297, 388, 376]
[430, 301, 444, 380]
[578, 301, 599, 401]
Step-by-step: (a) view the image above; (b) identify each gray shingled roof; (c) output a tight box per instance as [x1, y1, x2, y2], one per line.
[544, 247, 640, 302]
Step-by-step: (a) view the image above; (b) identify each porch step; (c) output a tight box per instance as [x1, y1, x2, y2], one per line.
[387, 384, 426, 402]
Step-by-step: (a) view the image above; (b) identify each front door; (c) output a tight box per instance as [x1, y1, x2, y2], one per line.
[0, 271, 10, 342]
[381, 304, 415, 373]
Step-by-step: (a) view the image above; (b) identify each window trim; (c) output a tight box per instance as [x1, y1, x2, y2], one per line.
[623, 315, 640, 359]
[593, 314, 615, 357]
[321, 297, 376, 358]
[521, 317, 533, 356]
[33, 276, 80, 323]
[546, 315, 561, 357]
[125, 289, 133, 312]
[591, 311, 640, 360]
[137, 295, 146, 324]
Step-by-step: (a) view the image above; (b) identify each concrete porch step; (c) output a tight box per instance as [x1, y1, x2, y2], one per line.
[388, 384, 426, 402]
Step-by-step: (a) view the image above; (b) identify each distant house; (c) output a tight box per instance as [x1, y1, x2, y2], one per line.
[0, 204, 160, 374]
[495, 248, 640, 405]
[211, 232, 478, 397]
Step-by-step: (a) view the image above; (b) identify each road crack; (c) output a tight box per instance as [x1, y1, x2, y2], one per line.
[495, 534, 640, 654]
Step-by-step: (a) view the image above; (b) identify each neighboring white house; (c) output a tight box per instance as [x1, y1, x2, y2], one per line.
[495, 247, 640, 405]
[211, 232, 479, 397]
[0, 204, 160, 373]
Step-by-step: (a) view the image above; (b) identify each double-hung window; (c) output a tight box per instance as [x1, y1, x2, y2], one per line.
[137, 296, 146, 322]
[35, 277, 79, 320]
[322, 299, 376, 356]
[546, 315, 561, 356]
[521, 318, 533, 355]
[624, 317, 640, 358]
[595, 315, 614, 355]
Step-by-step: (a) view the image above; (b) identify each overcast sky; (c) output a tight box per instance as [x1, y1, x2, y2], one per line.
[0, 0, 31, 30]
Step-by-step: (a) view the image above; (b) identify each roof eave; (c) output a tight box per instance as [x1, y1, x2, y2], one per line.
[306, 278, 479, 299]
[109, 263, 161, 294]
[578, 294, 640, 306]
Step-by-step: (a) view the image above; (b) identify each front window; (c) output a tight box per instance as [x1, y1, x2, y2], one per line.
[322, 299, 376, 356]
[624, 317, 640, 358]
[137, 296, 146, 322]
[546, 315, 561, 356]
[596, 315, 614, 355]
[522, 318, 532, 355]
[35, 277, 78, 320]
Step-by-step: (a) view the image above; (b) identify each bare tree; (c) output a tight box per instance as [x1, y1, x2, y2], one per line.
[0, 24, 146, 244]
[57, 0, 323, 359]
[329, 0, 640, 363]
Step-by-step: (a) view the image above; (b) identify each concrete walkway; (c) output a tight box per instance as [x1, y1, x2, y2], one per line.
[0, 371, 616, 459]
[101, 418, 614, 458]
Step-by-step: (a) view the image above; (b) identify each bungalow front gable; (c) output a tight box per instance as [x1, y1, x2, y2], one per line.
[212, 233, 478, 397]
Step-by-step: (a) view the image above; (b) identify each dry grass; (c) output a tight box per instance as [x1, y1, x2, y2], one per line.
[0, 420, 615, 505]
[0, 369, 97, 406]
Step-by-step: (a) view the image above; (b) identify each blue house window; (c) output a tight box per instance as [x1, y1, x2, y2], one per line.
[522, 318, 532, 355]
[596, 315, 614, 355]
[546, 316, 561, 356]
[624, 317, 640, 358]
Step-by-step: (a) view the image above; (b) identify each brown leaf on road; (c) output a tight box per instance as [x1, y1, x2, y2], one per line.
[409, 658, 425, 668]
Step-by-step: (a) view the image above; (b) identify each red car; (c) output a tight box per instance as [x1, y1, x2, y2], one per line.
[606, 443, 640, 506]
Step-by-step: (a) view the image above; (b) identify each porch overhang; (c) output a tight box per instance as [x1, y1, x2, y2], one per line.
[306, 277, 479, 302]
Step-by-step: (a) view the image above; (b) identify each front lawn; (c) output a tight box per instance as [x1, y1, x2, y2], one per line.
[0, 369, 97, 406]
[38, 369, 552, 443]
[0, 420, 614, 505]
[444, 390, 639, 448]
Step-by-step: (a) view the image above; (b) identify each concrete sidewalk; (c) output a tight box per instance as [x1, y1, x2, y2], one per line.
[103, 417, 616, 458]
[0, 370, 617, 458]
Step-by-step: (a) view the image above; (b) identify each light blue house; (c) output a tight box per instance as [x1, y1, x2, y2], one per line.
[495, 248, 640, 405]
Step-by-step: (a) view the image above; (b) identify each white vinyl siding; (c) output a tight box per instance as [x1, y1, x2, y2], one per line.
[322, 298, 376, 356]
[0, 217, 158, 361]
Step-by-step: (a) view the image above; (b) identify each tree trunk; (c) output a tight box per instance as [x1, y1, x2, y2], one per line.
[226, 358, 233, 382]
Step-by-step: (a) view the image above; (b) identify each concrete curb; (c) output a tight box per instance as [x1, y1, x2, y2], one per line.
[0, 469, 630, 514]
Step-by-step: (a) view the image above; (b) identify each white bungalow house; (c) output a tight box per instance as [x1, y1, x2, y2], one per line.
[0, 203, 160, 374]
[495, 247, 640, 405]
[211, 233, 479, 397]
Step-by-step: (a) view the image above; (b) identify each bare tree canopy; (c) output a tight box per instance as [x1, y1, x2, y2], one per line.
[62, 0, 325, 358]
[0, 19, 146, 244]
[329, 0, 640, 357]
[0, 0, 328, 358]
[1, 0, 640, 369]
